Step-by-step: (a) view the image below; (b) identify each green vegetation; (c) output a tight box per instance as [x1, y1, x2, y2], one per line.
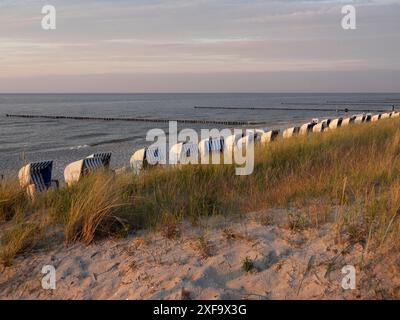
[2, 118, 400, 265]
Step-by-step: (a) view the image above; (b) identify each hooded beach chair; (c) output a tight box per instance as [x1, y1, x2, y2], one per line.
[341, 115, 357, 127]
[169, 141, 199, 165]
[86, 153, 112, 168]
[371, 114, 381, 122]
[328, 118, 343, 130]
[283, 127, 300, 139]
[64, 154, 111, 186]
[313, 119, 331, 133]
[236, 134, 256, 152]
[18, 161, 54, 197]
[252, 129, 266, 142]
[198, 137, 225, 163]
[392, 111, 400, 118]
[353, 114, 367, 124]
[380, 113, 390, 119]
[260, 130, 280, 144]
[225, 133, 246, 153]
[130, 146, 166, 175]
[299, 119, 318, 135]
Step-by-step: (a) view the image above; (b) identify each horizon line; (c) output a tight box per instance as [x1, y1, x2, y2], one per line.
[1, 92, 399, 95]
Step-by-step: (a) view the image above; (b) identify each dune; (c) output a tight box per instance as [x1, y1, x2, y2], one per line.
[1, 210, 399, 300]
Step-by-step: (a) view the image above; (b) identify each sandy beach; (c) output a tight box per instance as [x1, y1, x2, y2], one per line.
[1, 209, 398, 300]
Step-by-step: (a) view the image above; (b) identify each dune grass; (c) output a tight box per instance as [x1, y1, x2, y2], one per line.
[1, 118, 400, 265]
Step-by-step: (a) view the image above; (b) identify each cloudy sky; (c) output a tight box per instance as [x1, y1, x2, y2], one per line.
[0, 0, 399, 92]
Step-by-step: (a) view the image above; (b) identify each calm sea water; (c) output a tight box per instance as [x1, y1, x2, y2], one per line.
[1, 93, 399, 179]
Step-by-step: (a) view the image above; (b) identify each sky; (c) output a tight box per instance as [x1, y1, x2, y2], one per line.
[0, 0, 399, 92]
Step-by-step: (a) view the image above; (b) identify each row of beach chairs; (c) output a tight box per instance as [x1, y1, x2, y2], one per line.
[16, 111, 399, 198]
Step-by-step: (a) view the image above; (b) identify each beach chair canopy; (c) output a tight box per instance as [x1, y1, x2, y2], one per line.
[260, 130, 280, 144]
[299, 122, 316, 135]
[130, 146, 166, 174]
[181, 142, 198, 158]
[253, 129, 265, 142]
[381, 113, 390, 119]
[371, 114, 381, 122]
[170, 142, 199, 164]
[225, 133, 246, 152]
[18, 161, 53, 192]
[145, 146, 165, 165]
[87, 153, 112, 168]
[341, 115, 356, 126]
[199, 137, 225, 155]
[329, 118, 343, 130]
[354, 114, 366, 124]
[64, 156, 108, 185]
[283, 127, 300, 139]
[313, 119, 330, 133]
[237, 134, 256, 150]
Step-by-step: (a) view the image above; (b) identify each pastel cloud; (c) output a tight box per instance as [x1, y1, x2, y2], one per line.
[0, 0, 399, 91]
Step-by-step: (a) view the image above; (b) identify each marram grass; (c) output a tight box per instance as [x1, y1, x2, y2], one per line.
[2, 118, 400, 265]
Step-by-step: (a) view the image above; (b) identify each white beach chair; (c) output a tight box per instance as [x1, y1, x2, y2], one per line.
[341, 115, 356, 127]
[236, 134, 256, 151]
[313, 119, 331, 133]
[371, 114, 381, 122]
[224, 133, 246, 153]
[64, 154, 111, 186]
[353, 114, 366, 124]
[170, 141, 199, 165]
[18, 161, 55, 198]
[130, 146, 166, 175]
[252, 129, 266, 142]
[260, 130, 280, 144]
[198, 137, 225, 163]
[364, 113, 372, 122]
[391, 111, 400, 118]
[328, 118, 343, 130]
[198, 137, 225, 155]
[380, 113, 390, 119]
[283, 127, 300, 139]
[299, 119, 318, 135]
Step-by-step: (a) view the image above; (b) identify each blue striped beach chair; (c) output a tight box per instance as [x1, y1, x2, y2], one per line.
[130, 146, 166, 174]
[64, 153, 111, 186]
[87, 152, 112, 168]
[205, 137, 225, 153]
[18, 161, 54, 196]
[198, 137, 225, 163]
[170, 142, 199, 165]
[199, 137, 225, 157]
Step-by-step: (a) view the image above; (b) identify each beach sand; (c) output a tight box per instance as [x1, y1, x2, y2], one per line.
[1, 210, 399, 300]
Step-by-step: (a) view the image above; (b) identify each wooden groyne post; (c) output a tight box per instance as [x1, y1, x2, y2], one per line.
[5, 114, 265, 126]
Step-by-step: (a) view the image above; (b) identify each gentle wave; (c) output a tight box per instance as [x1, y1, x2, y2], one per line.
[89, 136, 140, 147]
[69, 144, 89, 150]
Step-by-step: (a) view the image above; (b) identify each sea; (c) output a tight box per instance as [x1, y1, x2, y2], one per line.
[1, 93, 399, 179]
